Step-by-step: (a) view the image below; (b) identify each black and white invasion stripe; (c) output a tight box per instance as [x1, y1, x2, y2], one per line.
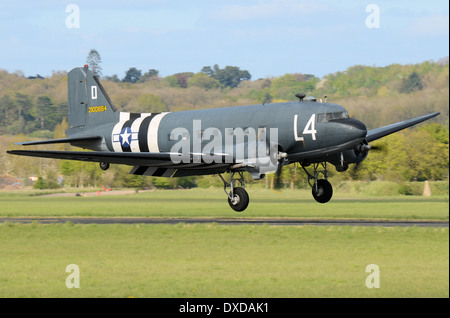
[130, 166, 176, 178]
[110, 112, 169, 153]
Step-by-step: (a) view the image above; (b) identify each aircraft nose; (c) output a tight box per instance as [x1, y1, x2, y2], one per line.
[342, 118, 367, 131]
[333, 118, 367, 138]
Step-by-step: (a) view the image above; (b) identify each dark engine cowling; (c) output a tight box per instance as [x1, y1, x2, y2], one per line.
[330, 140, 372, 172]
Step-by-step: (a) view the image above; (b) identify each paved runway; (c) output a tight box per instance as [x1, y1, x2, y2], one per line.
[0, 217, 448, 227]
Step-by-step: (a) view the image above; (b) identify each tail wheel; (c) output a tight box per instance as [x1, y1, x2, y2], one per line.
[228, 187, 250, 212]
[100, 162, 110, 170]
[312, 179, 333, 203]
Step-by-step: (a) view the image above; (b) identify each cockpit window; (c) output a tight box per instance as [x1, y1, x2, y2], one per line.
[317, 113, 327, 123]
[333, 111, 349, 119]
[317, 111, 349, 123]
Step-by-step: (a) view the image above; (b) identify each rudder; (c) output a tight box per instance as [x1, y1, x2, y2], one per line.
[67, 65, 118, 135]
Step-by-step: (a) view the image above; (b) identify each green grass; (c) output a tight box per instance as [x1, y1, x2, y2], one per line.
[1, 188, 448, 298]
[1, 188, 448, 220]
[0, 223, 447, 298]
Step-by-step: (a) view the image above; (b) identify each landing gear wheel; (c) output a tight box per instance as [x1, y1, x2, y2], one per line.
[312, 179, 333, 203]
[228, 187, 249, 212]
[100, 162, 110, 171]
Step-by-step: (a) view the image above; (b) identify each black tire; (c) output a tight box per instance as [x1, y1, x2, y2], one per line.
[100, 162, 110, 171]
[312, 179, 333, 203]
[228, 187, 250, 212]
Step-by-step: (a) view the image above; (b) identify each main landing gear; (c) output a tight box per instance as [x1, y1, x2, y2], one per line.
[301, 162, 333, 203]
[219, 162, 333, 212]
[218, 171, 249, 212]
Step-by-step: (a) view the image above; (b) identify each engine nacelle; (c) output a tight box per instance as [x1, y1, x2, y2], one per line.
[329, 140, 371, 172]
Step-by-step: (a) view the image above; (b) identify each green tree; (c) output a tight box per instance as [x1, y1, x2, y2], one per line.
[104, 74, 120, 82]
[124, 174, 145, 189]
[270, 74, 319, 100]
[164, 75, 181, 88]
[164, 72, 194, 88]
[33, 176, 47, 189]
[188, 73, 220, 90]
[175, 176, 197, 189]
[200, 66, 214, 77]
[34, 96, 54, 130]
[86, 49, 102, 77]
[61, 160, 102, 187]
[419, 123, 449, 144]
[137, 94, 166, 113]
[347, 124, 448, 182]
[34, 96, 64, 131]
[152, 177, 171, 189]
[53, 117, 70, 150]
[14, 93, 34, 122]
[0, 95, 17, 132]
[122, 67, 142, 83]
[12, 93, 35, 134]
[201, 64, 251, 88]
[375, 128, 448, 181]
[248, 87, 272, 104]
[139, 69, 159, 82]
[400, 72, 423, 93]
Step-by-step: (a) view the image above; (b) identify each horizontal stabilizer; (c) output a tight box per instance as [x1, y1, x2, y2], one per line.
[14, 136, 102, 146]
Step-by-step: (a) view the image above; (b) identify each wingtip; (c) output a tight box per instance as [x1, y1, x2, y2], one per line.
[426, 112, 440, 120]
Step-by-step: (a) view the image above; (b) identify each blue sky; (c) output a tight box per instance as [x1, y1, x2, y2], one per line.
[0, 0, 448, 79]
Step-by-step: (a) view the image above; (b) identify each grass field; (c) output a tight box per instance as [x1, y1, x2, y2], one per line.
[0, 188, 448, 220]
[0, 188, 448, 298]
[0, 223, 448, 298]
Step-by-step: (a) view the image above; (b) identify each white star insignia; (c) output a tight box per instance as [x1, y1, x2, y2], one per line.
[120, 128, 131, 146]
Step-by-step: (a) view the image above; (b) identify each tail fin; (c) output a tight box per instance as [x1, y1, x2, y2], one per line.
[67, 65, 118, 135]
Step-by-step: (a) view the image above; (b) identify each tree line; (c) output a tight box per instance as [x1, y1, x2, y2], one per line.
[0, 93, 65, 135]
[104, 64, 252, 90]
[84, 48, 251, 89]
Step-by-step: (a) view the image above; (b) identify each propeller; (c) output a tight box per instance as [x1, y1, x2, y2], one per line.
[368, 144, 387, 151]
[274, 161, 283, 189]
[353, 141, 387, 171]
[273, 151, 288, 189]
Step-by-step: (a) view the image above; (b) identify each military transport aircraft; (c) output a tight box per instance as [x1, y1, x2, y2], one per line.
[7, 65, 439, 212]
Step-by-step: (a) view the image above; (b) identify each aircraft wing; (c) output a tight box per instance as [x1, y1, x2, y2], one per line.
[366, 112, 440, 142]
[6, 150, 234, 176]
[7, 150, 173, 166]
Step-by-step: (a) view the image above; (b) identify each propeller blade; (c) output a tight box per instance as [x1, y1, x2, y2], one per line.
[352, 142, 386, 171]
[353, 161, 362, 171]
[274, 161, 283, 189]
[369, 144, 387, 152]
